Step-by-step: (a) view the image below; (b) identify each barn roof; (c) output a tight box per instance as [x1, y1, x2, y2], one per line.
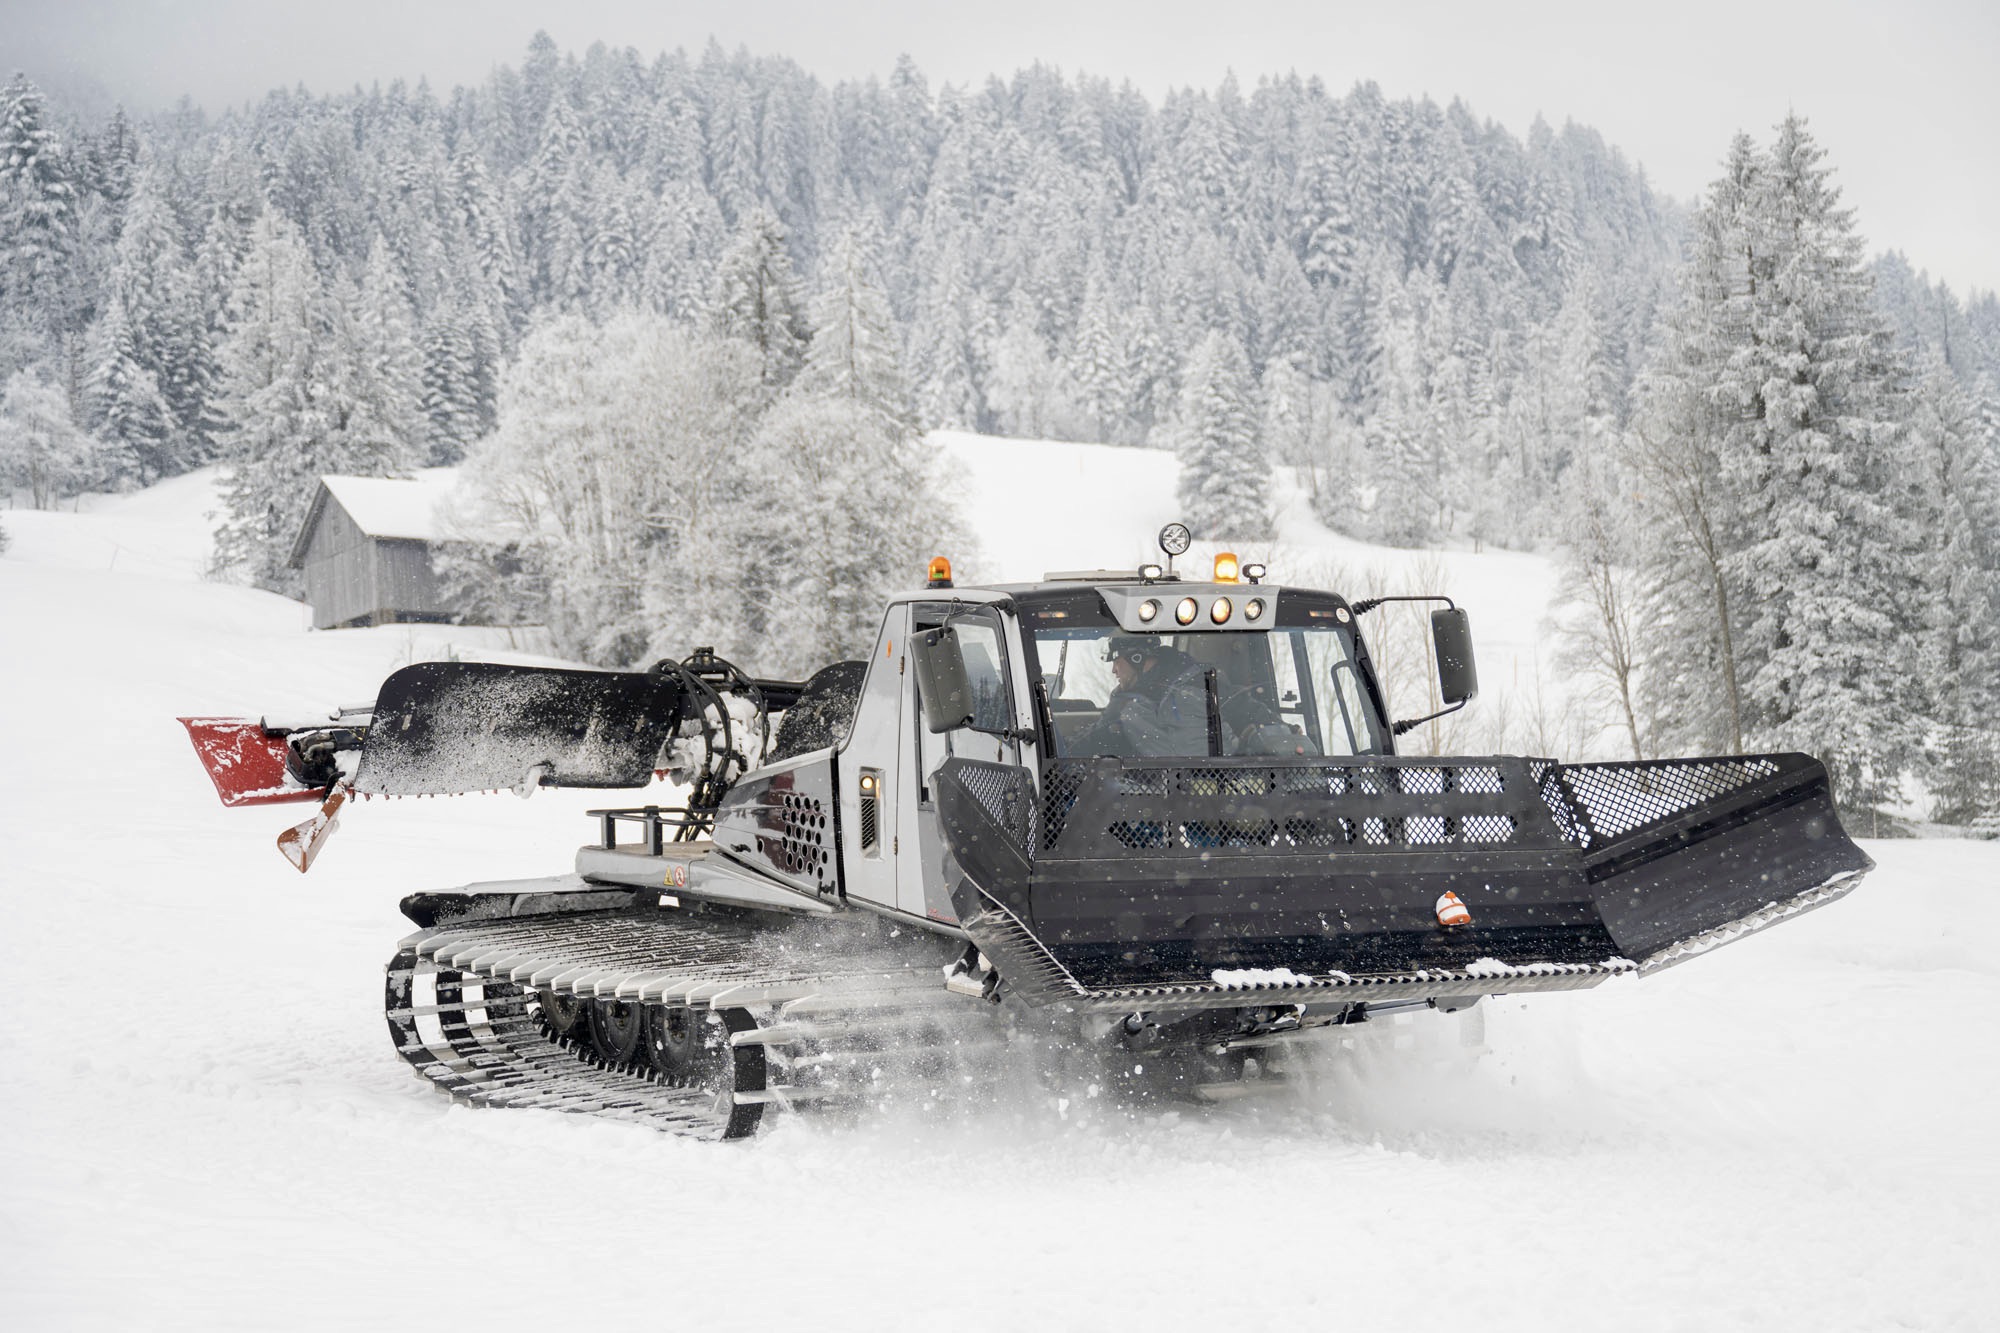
[289, 471, 461, 567]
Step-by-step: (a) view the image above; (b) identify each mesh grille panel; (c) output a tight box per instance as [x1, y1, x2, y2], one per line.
[956, 760, 1040, 858]
[1037, 759, 1521, 855]
[1551, 757, 1782, 847]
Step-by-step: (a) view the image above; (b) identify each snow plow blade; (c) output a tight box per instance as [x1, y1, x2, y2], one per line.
[353, 662, 686, 796]
[178, 717, 325, 806]
[934, 752, 1871, 1011]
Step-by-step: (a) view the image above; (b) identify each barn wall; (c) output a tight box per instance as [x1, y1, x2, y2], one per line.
[299, 501, 377, 629]
[373, 540, 450, 619]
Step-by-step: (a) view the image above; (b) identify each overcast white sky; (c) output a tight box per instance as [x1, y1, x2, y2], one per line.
[4, 0, 1995, 295]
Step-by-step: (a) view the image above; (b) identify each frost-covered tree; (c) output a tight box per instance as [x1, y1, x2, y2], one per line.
[334, 240, 426, 472]
[84, 295, 173, 482]
[419, 309, 482, 463]
[1905, 355, 2000, 821]
[1172, 329, 1268, 539]
[209, 213, 416, 591]
[1626, 119, 1924, 805]
[718, 395, 956, 674]
[1720, 116, 1915, 805]
[0, 366, 94, 507]
[209, 212, 325, 587]
[100, 166, 210, 472]
[796, 222, 914, 435]
[451, 312, 766, 664]
[1628, 135, 1763, 757]
[0, 74, 79, 380]
[711, 207, 809, 390]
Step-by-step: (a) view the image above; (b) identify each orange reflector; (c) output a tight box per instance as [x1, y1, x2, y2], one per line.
[1213, 552, 1240, 584]
[1435, 891, 1472, 927]
[927, 555, 953, 588]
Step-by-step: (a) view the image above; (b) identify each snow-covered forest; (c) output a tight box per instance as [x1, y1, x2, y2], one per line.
[1, 35, 1996, 816]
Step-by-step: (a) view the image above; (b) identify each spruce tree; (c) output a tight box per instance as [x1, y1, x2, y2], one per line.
[1629, 134, 1763, 757]
[1907, 355, 2000, 821]
[1173, 329, 1268, 539]
[711, 207, 809, 390]
[85, 295, 173, 482]
[1723, 115, 1914, 804]
[0, 74, 78, 377]
[797, 222, 914, 435]
[209, 212, 337, 590]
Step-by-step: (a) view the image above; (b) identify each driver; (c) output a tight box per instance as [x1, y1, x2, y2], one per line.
[1075, 635, 1210, 756]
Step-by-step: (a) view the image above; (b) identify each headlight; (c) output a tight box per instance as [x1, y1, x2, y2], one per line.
[1138, 599, 1159, 623]
[1245, 598, 1265, 622]
[1175, 597, 1199, 625]
[1210, 597, 1232, 624]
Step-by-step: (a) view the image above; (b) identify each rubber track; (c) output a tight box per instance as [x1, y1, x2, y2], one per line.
[382, 908, 968, 1138]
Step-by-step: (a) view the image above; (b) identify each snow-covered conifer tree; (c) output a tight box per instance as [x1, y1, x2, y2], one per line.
[1721, 116, 1916, 804]
[102, 166, 209, 475]
[1628, 135, 1763, 757]
[797, 222, 915, 435]
[419, 309, 482, 463]
[1906, 355, 2000, 821]
[1172, 329, 1268, 539]
[710, 207, 809, 390]
[334, 240, 426, 474]
[84, 296, 172, 483]
[209, 212, 340, 590]
[0, 75, 78, 379]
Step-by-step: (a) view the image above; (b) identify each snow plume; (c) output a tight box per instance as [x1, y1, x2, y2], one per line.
[444, 310, 963, 676]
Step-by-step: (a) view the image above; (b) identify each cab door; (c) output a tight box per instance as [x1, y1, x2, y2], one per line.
[899, 605, 1026, 920]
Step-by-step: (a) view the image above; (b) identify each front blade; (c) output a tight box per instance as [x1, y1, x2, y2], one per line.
[178, 717, 323, 807]
[353, 662, 687, 796]
[1549, 754, 1874, 970]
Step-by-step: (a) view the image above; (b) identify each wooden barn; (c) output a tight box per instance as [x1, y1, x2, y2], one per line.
[289, 473, 460, 630]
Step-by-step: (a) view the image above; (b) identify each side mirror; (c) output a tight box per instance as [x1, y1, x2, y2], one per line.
[1432, 608, 1478, 706]
[911, 626, 975, 733]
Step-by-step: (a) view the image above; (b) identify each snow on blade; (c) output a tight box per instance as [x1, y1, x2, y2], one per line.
[1210, 966, 1314, 988]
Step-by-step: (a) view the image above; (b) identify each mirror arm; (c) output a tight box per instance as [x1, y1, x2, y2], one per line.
[1390, 698, 1469, 736]
[1349, 593, 1457, 616]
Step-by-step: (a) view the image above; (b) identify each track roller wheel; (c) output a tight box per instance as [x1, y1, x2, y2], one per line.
[540, 988, 586, 1037]
[588, 999, 646, 1064]
[646, 1005, 710, 1081]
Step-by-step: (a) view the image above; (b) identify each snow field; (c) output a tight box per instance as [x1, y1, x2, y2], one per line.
[2, 443, 1996, 1330]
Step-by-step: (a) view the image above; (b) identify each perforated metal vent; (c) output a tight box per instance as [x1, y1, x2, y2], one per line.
[775, 789, 829, 879]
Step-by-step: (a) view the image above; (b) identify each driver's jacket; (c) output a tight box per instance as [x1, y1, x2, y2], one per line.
[1082, 649, 1209, 757]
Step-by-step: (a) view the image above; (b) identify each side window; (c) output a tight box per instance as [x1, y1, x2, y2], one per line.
[912, 609, 1015, 792]
[1045, 635, 1117, 707]
[955, 619, 1011, 732]
[1274, 637, 1323, 752]
[1302, 628, 1377, 756]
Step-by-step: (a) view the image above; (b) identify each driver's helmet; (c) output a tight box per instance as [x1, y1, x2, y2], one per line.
[1104, 633, 1159, 666]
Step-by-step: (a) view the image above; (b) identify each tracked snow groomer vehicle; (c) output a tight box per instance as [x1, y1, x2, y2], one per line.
[186, 526, 1872, 1139]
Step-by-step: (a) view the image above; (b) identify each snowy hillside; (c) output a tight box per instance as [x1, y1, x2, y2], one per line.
[939, 431, 1569, 749]
[2, 444, 1997, 1330]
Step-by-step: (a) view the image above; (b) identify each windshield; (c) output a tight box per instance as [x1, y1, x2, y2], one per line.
[1028, 619, 1385, 759]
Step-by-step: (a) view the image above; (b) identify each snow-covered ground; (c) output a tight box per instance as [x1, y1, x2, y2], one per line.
[3, 446, 1996, 1330]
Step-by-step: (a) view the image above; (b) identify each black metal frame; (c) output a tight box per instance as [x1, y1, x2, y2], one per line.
[586, 805, 712, 855]
[933, 749, 1871, 987]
